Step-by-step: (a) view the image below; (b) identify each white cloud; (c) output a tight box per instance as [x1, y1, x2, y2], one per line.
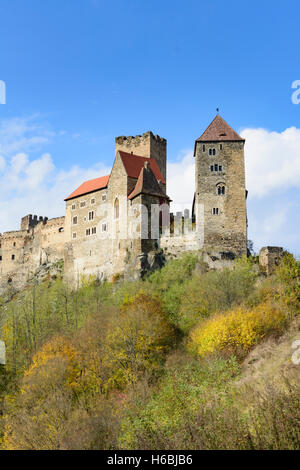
[167, 150, 195, 214]
[0, 115, 52, 156]
[241, 126, 300, 198]
[0, 116, 110, 233]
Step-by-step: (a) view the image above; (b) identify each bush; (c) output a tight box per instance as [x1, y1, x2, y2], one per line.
[189, 302, 288, 359]
[103, 293, 177, 390]
[175, 256, 258, 333]
[119, 355, 240, 449]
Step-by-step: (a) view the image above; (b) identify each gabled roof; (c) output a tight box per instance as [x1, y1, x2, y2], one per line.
[65, 175, 110, 201]
[196, 115, 244, 143]
[128, 162, 166, 200]
[119, 151, 166, 185]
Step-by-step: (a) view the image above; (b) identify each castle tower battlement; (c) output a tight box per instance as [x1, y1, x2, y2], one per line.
[115, 131, 167, 182]
[21, 214, 49, 231]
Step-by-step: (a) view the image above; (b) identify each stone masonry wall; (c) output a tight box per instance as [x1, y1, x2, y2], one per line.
[0, 215, 65, 294]
[194, 141, 247, 256]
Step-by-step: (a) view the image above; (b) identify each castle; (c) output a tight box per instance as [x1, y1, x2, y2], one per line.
[0, 115, 248, 292]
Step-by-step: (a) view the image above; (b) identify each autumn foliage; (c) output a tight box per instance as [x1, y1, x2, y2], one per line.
[0, 251, 299, 449]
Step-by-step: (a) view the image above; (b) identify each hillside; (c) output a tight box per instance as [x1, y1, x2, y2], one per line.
[0, 251, 299, 450]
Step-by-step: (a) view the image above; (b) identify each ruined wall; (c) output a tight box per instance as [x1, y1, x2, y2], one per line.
[259, 246, 283, 275]
[0, 215, 65, 294]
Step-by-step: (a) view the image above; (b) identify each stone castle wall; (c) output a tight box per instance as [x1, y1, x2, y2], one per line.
[0, 215, 65, 293]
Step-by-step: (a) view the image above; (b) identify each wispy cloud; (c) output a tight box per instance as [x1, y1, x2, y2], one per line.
[0, 116, 110, 233]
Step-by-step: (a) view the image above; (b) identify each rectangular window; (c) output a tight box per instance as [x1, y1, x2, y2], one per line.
[92, 227, 96, 234]
[91, 198, 95, 205]
[102, 223, 107, 232]
[210, 165, 214, 172]
[80, 201, 86, 208]
[203, 145, 205, 152]
[12, 254, 15, 260]
[72, 216, 78, 225]
[212, 208, 219, 215]
[88, 211, 94, 221]
[220, 144, 223, 150]
[219, 165, 222, 171]
[71, 204, 76, 210]
[0, 256, 2, 261]
[86, 228, 91, 236]
[72, 232, 77, 239]
[214, 164, 218, 171]
[102, 195, 107, 201]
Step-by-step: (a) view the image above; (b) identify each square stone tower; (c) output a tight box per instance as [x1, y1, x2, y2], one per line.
[115, 131, 167, 184]
[194, 115, 247, 256]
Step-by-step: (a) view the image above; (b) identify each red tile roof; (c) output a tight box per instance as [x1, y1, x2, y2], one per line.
[65, 175, 110, 201]
[196, 115, 244, 142]
[119, 151, 166, 185]
[128, 162, 166, 200]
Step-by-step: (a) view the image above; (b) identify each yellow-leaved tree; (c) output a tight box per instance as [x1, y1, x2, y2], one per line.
[103, 293, 176, 390]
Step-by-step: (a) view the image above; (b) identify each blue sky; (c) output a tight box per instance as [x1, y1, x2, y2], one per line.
[0, 0, 299, 255]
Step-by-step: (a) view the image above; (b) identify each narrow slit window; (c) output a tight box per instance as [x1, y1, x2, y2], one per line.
[114, 198, 119, 219]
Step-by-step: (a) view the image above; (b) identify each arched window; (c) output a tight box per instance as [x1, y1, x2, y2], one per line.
[217, 183, 226, 195]
[114, 198, 119, 219]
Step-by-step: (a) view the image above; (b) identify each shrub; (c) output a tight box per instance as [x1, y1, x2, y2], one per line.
[275, 252, 300, 310]
[189, 302, 288, 359]
[103, 293, 176, 390]
[175, 256, 258, 333]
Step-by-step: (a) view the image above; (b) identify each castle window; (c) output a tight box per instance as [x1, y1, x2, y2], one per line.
[217, 184, 226, 196]
[80, 201, 86, 208]
[102, 195, 107, 201]
[209, 148, 216, 156]
[13, 242, 16, 247]
[91, 198, 95, 205]
[88, 211, 94, 221]
[92, 227, 96, 234]
[72, 232, 77, 239]
[214, 164, 218, 172]
[11, 254, 15, 260]
[203, 145, 206, 152]
[86, 228, 91, 236]
[102, 223, 107, 232]
[71, 204, 76, 210]
[0, 256, 2, 261]
[210, 165, 214, 172]
[212, 208, 219, 215]
[72, 216, 78, 225]
[114, 198, 119, 219]
[220, 144, 223, 150]
[219, 165, 222, 172]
